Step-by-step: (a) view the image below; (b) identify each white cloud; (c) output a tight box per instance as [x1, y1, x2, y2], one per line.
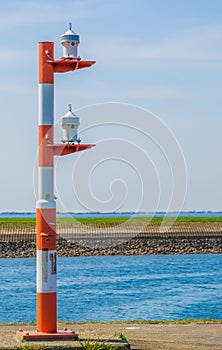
[123, 86, 181, 100]
[81, 24, 222, 70]
[0, 0, 129, 29]
[0, 1, 94, 29]
[0, 49, 34, 64]
[56, 77, 180, 102]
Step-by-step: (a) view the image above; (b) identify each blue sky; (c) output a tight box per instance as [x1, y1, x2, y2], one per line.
[0, 0, 221, 212]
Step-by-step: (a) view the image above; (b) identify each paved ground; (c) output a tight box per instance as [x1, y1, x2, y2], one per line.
[0, 322, 222, 349]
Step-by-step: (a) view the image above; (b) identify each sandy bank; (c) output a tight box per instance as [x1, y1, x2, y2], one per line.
[0, 322, 222, 349]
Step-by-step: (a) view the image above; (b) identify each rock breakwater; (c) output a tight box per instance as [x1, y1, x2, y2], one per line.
[0, 235, 222, 258]
[1, 221, 222, 258]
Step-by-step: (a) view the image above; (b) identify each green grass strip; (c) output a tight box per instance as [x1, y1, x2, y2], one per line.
[0, 216, 222, 225]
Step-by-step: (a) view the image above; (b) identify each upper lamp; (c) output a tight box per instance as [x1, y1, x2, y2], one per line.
[61, 23, 80, 58]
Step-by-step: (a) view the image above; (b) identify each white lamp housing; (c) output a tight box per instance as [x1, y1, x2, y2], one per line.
[61, 23, 80, 58]
[61, 104, 80, 143]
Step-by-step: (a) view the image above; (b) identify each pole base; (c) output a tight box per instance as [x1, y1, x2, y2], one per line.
[17, 329, 78, 341]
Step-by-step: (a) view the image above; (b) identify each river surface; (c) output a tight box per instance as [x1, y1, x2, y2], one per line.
[0, 254, 221, 323]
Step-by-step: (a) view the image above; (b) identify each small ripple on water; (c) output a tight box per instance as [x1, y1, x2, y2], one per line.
[0, 254, 221, 322]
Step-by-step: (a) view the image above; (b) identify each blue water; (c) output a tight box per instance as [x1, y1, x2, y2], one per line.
[0, 254, 221, 323]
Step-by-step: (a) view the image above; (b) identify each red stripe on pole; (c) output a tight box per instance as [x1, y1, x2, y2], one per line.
[38, 125, 54, 167]
[37, 292, 57, 333]
[39, 42, 54, 84]
[36, 208, 56, 250]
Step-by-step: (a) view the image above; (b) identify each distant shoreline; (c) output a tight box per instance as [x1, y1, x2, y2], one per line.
[0, 210, 222, 219]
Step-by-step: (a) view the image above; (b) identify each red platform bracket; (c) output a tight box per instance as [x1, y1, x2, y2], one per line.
[48, 58, 95, 73]
[49, 143, 95, 156]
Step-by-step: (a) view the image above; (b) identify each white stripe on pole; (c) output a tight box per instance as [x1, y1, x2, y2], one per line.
[37, 165, 56, 209]
[36, 198, 56, 209]
[37, 250, 57, 293]
[38, 166, 54, 201]
[38, 84, 54, 125]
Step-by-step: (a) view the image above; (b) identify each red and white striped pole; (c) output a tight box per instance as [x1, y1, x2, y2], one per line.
[17, 25, 95, 341]
[36, 41, 57, 334]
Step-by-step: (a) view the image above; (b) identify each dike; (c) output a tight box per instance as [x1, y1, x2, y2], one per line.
[0, 221, 222, 258]
[0, 235, 222, 258]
